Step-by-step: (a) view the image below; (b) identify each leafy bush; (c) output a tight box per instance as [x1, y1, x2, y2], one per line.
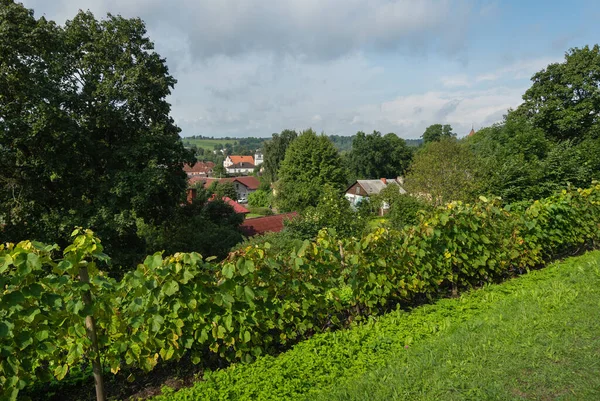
[247, 190, 272, 208]
[2, 184, 600, 400]
[284, 185, 366, 240]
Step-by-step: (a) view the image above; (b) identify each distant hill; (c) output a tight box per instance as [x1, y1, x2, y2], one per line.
[182, 135, 422, 154]
[405, 138, 423, 147]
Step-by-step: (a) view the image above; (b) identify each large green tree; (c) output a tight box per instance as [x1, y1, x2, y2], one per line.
[345, 131, 412, 182]
[421, 124, 456, 143]
[468, 114, 600, 203]
[0, 2, 194, 265]
[262, 129, 298, 184]
[275, 129, 347, 211]
[405, 137, 482, 206]
[517, 45, 600, 143]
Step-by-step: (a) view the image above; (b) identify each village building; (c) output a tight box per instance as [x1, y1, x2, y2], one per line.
[188, 176, 260, 204]
[183, 161, 215, 177]
[345, 177, 406, 214]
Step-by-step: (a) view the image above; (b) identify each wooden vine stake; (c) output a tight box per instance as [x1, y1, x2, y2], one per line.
[79, 264, 106, 401]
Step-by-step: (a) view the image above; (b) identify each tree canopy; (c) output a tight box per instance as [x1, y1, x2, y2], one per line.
[262, 129, 298, 184]
[275, 129, 347, 212]
[0, 2, 194, 266]
[421, 124, 456, 143]
[517, 45, 600, 143]
[345, 131, 413, 182]
[405, 137, 482, 206]
[467, 114, 600, 203]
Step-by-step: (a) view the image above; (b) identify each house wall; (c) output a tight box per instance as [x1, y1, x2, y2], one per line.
[226, 167, 254, 175]
[234, 183, 256, 203]
[346, 182, 369, 197]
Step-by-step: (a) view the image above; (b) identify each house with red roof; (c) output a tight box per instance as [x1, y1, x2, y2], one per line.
[223, 154, 264, 175]
[224, 155, 254, 167]
[183, 161, 215, 177]
[187, 176, 260, 203]
[208, 195, 250, 215]
[240, 212, 298, 237]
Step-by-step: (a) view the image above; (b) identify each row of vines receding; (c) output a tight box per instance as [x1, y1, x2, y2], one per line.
[1, 183, 600, 400]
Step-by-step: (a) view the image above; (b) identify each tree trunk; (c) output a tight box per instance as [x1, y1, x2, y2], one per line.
[79, 266, 106, 401]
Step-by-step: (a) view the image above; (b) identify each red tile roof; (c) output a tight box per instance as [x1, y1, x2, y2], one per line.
[229, 156, 254, 165]
[240, 212, 298, 236]
[231, 176, 261, 190]
[188, 177, 217, 187]
[187, 176, 261, 190]
[183, 161, 215, 174]
[208, 195, 250, 214]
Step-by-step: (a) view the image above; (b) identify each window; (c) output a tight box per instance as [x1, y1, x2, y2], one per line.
[355, 186, 360, 195]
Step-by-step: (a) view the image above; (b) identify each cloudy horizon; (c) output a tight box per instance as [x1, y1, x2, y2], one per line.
[20, 0, 600, 138]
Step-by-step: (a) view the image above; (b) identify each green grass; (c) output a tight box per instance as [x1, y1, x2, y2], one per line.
[316, 251, 600, 401]
[245, 213, 263, 219]
[154, 251, 600, 401]
[182, 138, 237, 151]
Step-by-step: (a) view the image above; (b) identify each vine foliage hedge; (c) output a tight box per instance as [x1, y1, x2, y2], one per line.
[1, 184, 600, 400]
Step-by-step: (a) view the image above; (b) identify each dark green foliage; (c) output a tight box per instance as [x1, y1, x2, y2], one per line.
[421, 124, 456, 143]
[517, 45, 600, 143]
[262, 130, 298, 184]
[0, 2, 194, 267]
[328, 135, 355, 152]
[137, 193, 244, 261]
[209, 181, 238, 201]
[276, 129, 347, 212]
[468, 115, 600, 203]
[212, 163, 227, 178]
[345, 131, 412, 183]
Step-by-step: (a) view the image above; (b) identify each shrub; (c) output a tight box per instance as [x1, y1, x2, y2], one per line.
[248, 190, 272, 208]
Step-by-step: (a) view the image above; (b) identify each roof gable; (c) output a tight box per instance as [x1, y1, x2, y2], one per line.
[232, 176, 261, 190]
[183, 161, 215, 173]
[229, 155, 254, 165]
[348, 179, 407, 195]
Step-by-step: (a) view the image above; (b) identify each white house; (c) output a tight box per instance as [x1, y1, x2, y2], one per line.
[254, 151, 264, 166]
[345, 177, 406, 214]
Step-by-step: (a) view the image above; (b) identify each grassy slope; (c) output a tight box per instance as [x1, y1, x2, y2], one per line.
[181, 138, 237, 151]
[155, 251, 600, 401]
[316, 251, 600, 401]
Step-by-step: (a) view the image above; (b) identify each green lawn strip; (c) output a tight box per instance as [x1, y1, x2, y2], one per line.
[314, 251, 600, 401]
[244, 213, 263, 219]
[182, 138, 237, 151]
[154, 251, 600, 401]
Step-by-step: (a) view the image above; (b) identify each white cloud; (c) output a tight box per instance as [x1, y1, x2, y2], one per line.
[353, 86, 525, 137]
[24, 0, 473, 60]
[441, 56, 562, 88]
[17, 0, 553, 138]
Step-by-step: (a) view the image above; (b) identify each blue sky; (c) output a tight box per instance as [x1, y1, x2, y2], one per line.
[21, 0, 600, 138]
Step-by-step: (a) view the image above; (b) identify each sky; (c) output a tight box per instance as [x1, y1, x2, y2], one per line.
[19, 0, 600, 139]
